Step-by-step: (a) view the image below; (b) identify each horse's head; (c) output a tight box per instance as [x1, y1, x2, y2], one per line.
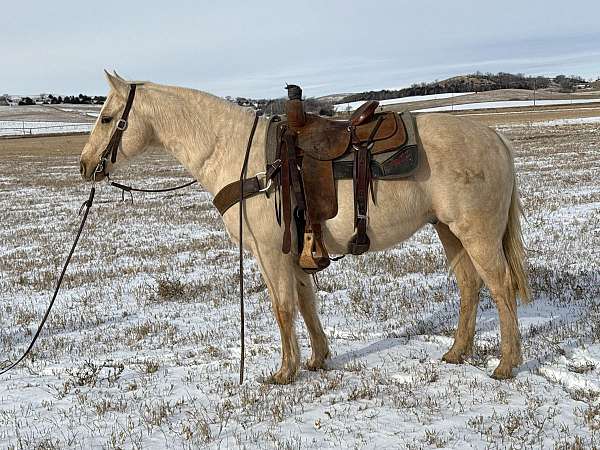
[80, 71, 153, 181]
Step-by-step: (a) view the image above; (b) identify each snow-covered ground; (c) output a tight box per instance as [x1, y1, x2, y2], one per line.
[415, 98, 600, 112]
[58, 108, 100, 118]
[0, 118, 599, 448]
[0, 120, 93, 136]
[57, 105, 102, 118]
[520, 116, 600, 127]
[334, 92, 474, 112]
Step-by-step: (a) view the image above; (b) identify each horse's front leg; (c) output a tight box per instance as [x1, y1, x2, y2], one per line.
[254, 248, 300, 384]
[293, 264, 330, 370]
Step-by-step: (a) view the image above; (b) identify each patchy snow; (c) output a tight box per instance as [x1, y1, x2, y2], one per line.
[57, 106, 102, 118]
[531, 116, 600, 126]
[494, 116, 600, 131]
[334, 92, 475, 112]
[415, 98, 600, 112]
[0, 117, 599, 448]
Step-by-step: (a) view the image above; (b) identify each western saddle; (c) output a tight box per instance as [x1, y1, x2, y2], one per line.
[214, 84, 419, 273]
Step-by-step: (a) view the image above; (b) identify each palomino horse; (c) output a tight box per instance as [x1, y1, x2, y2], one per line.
[80, 72, 530, 383]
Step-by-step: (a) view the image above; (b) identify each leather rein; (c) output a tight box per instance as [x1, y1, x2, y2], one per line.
[0, 88, 138, 376]
[101, 86, 263, 385]
[1, 84, 260, 385]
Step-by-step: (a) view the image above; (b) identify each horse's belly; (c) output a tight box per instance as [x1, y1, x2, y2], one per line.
[322, 179, 431, 254]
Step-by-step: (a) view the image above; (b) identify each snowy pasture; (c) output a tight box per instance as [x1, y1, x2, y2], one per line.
[0, 117, 599, 449]
[334, 92, 474, 112]
[415, 98, 600, 113]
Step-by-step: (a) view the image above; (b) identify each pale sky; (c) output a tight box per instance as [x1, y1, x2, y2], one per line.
[3, 0, 600, 98]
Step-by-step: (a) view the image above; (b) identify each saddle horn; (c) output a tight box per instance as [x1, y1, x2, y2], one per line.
[285, 84, 306, 130]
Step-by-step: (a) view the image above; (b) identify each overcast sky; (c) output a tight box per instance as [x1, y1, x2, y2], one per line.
[3, 0, 600, 98]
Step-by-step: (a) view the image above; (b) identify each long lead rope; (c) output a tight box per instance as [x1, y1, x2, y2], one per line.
[0, 186, 96, 376]
[1, 112, 261, 380]
[0, 86, 138, 376]
[239, 111, 261, 384]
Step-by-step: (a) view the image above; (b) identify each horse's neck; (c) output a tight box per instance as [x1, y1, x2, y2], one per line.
[144, 85, 265, 195]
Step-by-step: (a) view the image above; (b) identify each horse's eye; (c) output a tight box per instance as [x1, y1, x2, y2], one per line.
[101, 116, 113, 124]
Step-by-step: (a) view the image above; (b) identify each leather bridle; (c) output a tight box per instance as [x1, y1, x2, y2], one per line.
[95, 84, 137, 177]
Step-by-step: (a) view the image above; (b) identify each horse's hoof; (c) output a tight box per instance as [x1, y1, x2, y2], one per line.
[306, 350, 330, 371]
[263, 368, 296, 385]
[442, 350, 465, 364]
[491, 364, 514, 380]
[306, 358, 327, 371]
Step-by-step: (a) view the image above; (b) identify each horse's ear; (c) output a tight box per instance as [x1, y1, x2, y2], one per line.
[113, 70, 126, 82]
[104, 69, 128, 99]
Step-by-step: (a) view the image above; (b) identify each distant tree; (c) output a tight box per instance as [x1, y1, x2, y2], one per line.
[304, 97, 334, 116]
[18, 97, 35, 106]
[336, 72, 557, 104]
[559, 78, 575, 92]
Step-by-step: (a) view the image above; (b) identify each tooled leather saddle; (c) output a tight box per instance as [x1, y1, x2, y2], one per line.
[269, 85, 419, 272]
[213, 84, 419, 273]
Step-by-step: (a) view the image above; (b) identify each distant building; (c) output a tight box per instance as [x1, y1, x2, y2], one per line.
[0, 95, 8, 106]
[34, 94, 51, 104]
[7, 96, 21, 106]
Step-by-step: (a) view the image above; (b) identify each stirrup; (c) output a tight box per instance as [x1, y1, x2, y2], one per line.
[299, 231, 330, 273]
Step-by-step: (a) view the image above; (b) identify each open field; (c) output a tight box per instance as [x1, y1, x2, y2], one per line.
[380, 89, 600, 114]
[0, 105, 99, 123]
[0, 105, 98, 137]
[337, 88, 600, 114]
[0, 109, 599, 449]
[455, 104, 600, 128]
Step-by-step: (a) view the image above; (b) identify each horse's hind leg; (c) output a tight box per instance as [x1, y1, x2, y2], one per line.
[435, 223, 483, 364]
[457, 234, 522, 379]
[293, 265, 330, 370]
